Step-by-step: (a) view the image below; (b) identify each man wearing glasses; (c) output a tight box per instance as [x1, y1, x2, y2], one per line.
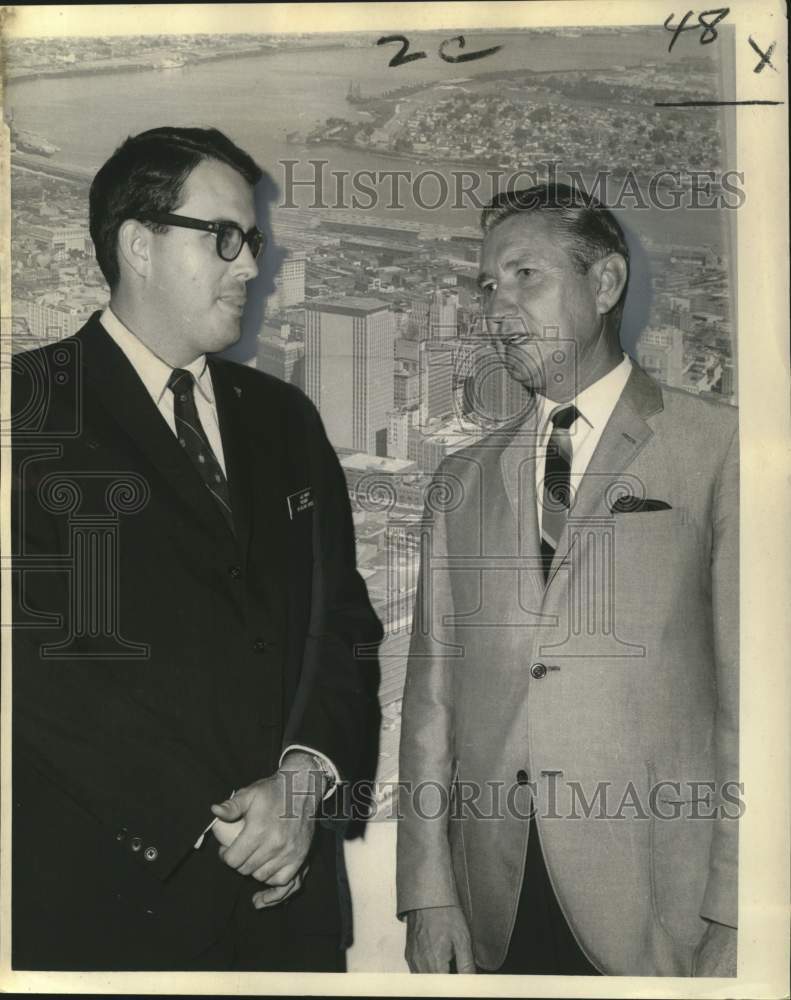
[11, 127, 382, 970]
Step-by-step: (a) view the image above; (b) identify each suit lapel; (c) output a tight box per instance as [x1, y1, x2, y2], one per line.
[499, 402, 546, 609]
[77, 317, 235, 541]
[210, 360, 291, 619]
[546, 362, 664, 587]
[209, 360, 254, 563]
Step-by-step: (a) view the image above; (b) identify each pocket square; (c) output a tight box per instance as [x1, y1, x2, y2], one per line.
[610, 495, 672, 513]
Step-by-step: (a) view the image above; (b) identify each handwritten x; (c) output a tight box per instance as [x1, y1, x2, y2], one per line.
[748, 35, 776, 73]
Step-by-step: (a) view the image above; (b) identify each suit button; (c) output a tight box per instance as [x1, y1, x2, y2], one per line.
[130, 836, 143, 852]
[252, 638, 268, 652]
[115, 827, 127, 842]
[144, 846, 158, 862]
[530, 662, 547, 679]
[516, 769, 529, 786]
[229, 565, 242, 579]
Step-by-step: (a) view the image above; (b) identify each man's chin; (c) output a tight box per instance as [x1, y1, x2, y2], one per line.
[205, 323, 243, 356]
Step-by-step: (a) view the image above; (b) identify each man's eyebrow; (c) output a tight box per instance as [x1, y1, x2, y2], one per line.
[206, 214, 259, 231]
[500, 252, 539, 270]
[477, 252, 540, 287]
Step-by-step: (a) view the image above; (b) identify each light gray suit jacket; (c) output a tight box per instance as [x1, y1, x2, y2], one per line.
[396, 363, 738, 975]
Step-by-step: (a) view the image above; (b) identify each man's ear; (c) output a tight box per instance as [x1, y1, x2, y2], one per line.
[592, 253, 628, 315]
[117, 219, 153, 281]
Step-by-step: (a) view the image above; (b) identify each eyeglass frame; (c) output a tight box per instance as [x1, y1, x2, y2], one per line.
[137, 212, 266, 262]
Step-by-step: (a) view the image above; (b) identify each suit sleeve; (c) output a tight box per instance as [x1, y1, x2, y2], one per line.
[396, 464, 461, 916]
[700, 419, 739, 927]
[281, 397, 383, 787]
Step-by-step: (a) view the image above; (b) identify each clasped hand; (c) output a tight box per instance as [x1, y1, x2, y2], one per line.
[210, 754, 324, 908]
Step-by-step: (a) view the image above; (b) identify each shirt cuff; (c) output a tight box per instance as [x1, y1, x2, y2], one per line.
[193, 789, 235, 849]
[193, 746, 337, 851]
[280, 744, 340, 800]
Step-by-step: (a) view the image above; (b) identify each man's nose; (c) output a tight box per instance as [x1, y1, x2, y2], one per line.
[231, 242, 259, 282]
[483, 285, 519, 334]
[487, 281, 518, 319]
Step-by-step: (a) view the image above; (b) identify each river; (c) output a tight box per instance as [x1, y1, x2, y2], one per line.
[7, 30, 735, 246]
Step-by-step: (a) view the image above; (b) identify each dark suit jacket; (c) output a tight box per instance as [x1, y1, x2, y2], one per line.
[11, 313, 382, 969]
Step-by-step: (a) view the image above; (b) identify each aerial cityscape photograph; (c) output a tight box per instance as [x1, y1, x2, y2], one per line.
[6, 25, 739, 804]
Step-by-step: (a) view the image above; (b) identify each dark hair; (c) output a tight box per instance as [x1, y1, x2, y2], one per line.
[89, 126, 262, 289]
[481, 182, 630, 311]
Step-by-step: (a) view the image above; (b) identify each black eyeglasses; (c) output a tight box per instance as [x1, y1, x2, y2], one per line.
[138, 212, 266, 262]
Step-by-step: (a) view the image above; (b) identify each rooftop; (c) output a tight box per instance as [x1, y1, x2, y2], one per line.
[307, 296, 391, 316]
[340, 453, 416, 474]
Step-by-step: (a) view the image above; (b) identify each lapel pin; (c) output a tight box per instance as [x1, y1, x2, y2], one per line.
[233, 386, 242, 398]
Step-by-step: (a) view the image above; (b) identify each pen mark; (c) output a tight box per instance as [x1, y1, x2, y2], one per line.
[438, 35, 503, 64]
[377, 34, 427, 68]
[663, 8, 729, 52]
[748, 35, 777, 73]
[654, 99, 783, 106]
[378, 33, 503, 68]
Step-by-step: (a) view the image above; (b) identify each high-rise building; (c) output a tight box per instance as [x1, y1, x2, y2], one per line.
[305, 297, 395, 456]
[409, 297, 430, 340]
[419, 340, 455, 424]
[428, 288, 459, 340]
[636, 326, 685, 388]
[718, 362, 736, 401]
[394, 363, 419, 408]
[257, 321, 304, 387]
[458, 344, 529, 427]
[269, 252, 306, 313]
[395, 338, 419, 369]
[387, 408, 415, 460]
[450, 338, 475, 421]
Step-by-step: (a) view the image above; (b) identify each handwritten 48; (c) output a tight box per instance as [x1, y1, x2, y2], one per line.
[663, 8, 729, 51]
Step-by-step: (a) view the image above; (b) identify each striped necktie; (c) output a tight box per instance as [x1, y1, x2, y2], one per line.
[167, 368, 234, 533]
[540, 404, 580, 582]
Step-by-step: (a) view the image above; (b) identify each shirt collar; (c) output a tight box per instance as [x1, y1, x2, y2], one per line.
[100, 306, 213, 406]
[536, 353, 632, 433]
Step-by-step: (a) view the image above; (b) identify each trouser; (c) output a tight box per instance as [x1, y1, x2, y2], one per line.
[189, 885, 345, 972]
[486, 827, 601, 976]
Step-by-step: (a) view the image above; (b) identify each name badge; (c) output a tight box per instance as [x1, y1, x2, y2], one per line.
[287, 487, 315, 520]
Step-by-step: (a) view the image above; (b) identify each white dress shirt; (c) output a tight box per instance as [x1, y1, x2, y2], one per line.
[535, 354, 633, 533]
[99, 307, 339, 844]
[100, 306, 228, 474]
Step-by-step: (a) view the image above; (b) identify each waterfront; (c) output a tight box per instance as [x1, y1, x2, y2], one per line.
[6, 29, 736, 244]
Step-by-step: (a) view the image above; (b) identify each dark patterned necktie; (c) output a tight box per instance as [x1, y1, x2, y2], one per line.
[540, 404, 580, 582]
[167, 368, 234, 533]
